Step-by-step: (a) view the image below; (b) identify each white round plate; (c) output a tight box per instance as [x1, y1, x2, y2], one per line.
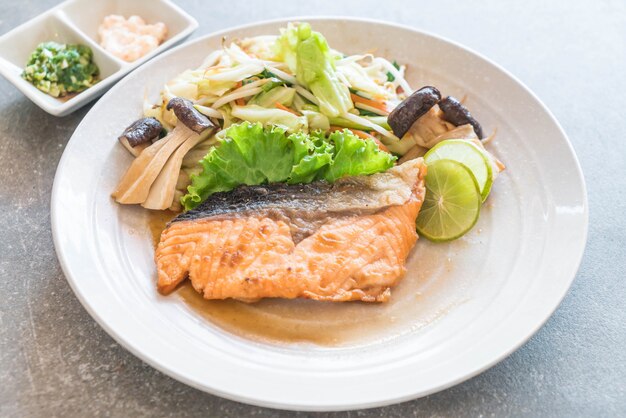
[51, 17, 588, 411]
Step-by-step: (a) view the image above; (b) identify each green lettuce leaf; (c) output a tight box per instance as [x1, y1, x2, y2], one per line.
[288, 131, 334, 184]
[182, 123, 295, 209]
[181, 122, 396, 210]
[322, 130, 396, 181]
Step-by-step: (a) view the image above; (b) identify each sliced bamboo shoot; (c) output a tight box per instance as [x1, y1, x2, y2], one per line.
[142, 132, 210, 210]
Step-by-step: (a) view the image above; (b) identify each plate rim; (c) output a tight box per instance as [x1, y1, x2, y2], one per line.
[51, 16, 589, 411]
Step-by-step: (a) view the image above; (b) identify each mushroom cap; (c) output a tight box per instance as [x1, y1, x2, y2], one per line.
[166, 97, 216, 134]
[118, 117, 163, 147]
[439, 96, 484, 139]
[388, 86, 441, 138]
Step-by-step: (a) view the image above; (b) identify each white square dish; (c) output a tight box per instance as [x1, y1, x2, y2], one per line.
[0, 0, 198, 116]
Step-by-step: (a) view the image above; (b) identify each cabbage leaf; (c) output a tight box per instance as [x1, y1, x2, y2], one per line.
[274, 23, 353, 117]
[231, 104, 308, 133]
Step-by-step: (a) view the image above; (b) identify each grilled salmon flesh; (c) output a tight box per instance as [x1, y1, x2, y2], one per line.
[155, 159, 427, 302]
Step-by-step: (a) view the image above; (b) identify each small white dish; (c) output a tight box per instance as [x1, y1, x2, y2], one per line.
[51, 17, 588, 411]
[0, 0, 197, 116]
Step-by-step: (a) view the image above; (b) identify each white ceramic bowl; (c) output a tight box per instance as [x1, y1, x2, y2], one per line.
[0, 0, 197, 116]
[51, 17, 588, 411]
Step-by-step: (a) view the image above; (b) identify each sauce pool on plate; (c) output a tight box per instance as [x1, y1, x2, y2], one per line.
[147, 210, 458, 346]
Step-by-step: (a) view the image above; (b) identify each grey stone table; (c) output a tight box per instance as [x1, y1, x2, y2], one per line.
[1, 0, 624, 416]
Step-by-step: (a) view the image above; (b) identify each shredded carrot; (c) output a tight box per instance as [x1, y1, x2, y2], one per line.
[350, 93, 389, 113]
[275, 102, 300, 116]
[230, 82, 246, 105]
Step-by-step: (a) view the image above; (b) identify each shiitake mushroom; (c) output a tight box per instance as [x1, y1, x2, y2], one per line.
[166, 97, 216, 134]
[387, 86, 441, 138]
[438, 96, 484, 139]
[118, 117, 163, 156]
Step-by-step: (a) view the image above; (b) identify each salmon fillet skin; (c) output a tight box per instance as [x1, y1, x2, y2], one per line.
[155, 159, 427, 302]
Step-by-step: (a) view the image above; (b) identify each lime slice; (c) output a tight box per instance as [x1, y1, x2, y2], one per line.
[425, 139, 493, 201]
[416, 159, 482, 242]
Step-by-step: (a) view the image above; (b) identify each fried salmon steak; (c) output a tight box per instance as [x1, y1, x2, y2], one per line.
[155, 159, 427, 302]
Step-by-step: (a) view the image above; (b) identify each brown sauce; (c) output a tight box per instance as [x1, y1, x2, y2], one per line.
[177, 284, 346, 345]
[176, 269, 457, 346]
[146, 210, 458, 346]
[148, 209, 177, 248]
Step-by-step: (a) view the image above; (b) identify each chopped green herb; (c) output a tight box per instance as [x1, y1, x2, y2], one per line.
[386, 60, 400, 82]
[242, 77, 259, 85]
[261, 77, 285, 92]
[259, 69, 279, 79]
[21, 42, 99, 97]
[357, 107, 381, 117]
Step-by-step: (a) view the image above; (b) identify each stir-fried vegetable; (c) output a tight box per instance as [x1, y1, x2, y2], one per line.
[181, 122, 396, 210]
[145, 23, 407, 148]
[149, 24, 407, 130]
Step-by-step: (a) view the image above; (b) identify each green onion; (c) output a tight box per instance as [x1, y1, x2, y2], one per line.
[386, 60, 400, 82]
[21, 42, 99, 98]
